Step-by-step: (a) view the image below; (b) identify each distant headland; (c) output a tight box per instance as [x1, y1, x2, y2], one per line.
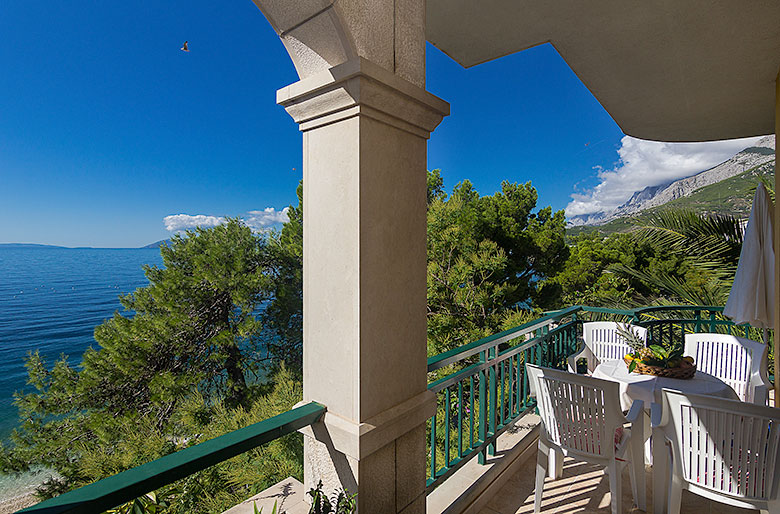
[0, 241, 170, 250]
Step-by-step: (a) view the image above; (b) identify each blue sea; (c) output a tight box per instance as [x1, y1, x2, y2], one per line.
[0, 247, 162, 502]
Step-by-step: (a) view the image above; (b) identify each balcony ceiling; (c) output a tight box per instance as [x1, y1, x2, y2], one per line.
[426, 0, 780, 142]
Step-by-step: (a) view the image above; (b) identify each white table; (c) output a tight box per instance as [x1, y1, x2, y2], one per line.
[593, 360, 741, 465]
[593, 360, 740, 411]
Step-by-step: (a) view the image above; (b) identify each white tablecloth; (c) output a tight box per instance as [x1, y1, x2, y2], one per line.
[592, 360, 739, 411]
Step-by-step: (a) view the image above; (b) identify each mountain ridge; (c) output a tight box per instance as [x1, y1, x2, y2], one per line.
[568, 135, 776, 227]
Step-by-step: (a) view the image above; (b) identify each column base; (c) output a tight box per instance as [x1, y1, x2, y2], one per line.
[304, 424, 427, 514]
[299, 391, 435, 513]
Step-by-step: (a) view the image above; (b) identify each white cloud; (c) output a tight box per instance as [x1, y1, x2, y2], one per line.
[163, 208, 290, 233]
[245, 207, 290, 231]
[565, 135, 763, 216]
[164, 214, 226, 232]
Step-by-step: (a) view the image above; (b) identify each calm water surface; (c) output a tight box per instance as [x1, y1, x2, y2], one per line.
[0, 247, 163, 438]
[0, 247, 162, 502]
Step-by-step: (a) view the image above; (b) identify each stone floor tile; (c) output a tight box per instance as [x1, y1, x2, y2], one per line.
[482, 456, 760, 513]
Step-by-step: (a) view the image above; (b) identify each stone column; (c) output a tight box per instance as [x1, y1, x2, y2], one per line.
[278, 57, 448, 513]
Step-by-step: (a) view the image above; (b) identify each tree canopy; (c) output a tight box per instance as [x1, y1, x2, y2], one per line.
[261, 183, 304, 367]
[0, 220, 297, 505]
[426, 171, 568, 355]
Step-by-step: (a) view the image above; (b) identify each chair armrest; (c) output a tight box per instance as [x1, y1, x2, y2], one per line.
[752, 383, 770, 406]
[567, 347, 585, 373]
[650, 402, 664, 429]
[625, 400, 644, 424]
[567, 346, 594, 374]
[749, 363, 772, 405]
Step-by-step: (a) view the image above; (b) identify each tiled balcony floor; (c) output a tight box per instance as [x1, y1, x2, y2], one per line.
[478, 457, 758, 514]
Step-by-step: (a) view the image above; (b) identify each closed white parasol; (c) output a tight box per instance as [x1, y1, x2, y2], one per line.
[724, 183, 775, 329]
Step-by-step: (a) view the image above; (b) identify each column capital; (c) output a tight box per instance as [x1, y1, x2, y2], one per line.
[277, 57, 450, 138]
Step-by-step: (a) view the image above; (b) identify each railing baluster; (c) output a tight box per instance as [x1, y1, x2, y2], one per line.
[543, 325, 550, 366]
[478, 351, 487, 464]
[430, 412, 437, 478]
[458, 381, 463, 459]
[444, 386, 450, 468]
[536, 340, 541, 367]
[509, 356, 515, 417]
[521, 350, 528, 407]
[469, 375, 475, 449]
[534, 344, 541, 415]
[500, 360, 505, 427]
[488, 348, 497, 456]
[515, 353, 522, 415]
[558, 332, 563, 368]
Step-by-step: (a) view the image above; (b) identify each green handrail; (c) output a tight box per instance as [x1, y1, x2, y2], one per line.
[426, 305, 582, 371]
[17, 402, 326, 514]
[633, 305, 724, 315]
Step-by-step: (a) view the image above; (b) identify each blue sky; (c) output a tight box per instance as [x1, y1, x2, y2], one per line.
[0, 1, 762, 247]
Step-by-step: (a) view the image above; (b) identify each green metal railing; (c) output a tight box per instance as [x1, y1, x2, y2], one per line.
[17, 402, 325, 514]
[425, 306, 581, 491]
[424, 304, 762, 491]
[636, 306, 759, 348]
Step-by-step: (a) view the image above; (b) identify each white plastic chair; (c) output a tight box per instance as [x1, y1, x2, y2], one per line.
[527, 364, 646, 514]
[684, 333, 771, 405]
[651, 388, 780, 514]
[567, 322, 647, 374]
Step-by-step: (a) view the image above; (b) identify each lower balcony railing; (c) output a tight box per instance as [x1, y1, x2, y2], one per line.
[16, 402, 325, 514]
[14, 304, 766, 512]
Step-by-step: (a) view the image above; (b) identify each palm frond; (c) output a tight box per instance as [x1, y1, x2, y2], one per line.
[632, 208, 743, 270]
[610, 263, 732, 307]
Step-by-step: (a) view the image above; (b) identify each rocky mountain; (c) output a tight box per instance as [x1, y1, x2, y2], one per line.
[568, 135, 776, 227]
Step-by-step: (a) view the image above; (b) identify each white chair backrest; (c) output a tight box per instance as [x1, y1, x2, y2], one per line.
[684, 333, 766, 403]
[527, 364, 624, 459]
[583, 322, 647, 364]
[659, 389, 780, 502]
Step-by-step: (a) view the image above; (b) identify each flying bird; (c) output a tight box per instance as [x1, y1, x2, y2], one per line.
[180, 41, 189, 52]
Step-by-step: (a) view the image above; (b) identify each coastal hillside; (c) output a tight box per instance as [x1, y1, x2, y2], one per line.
[568, 135, 775, 228]
[568, 135, 776, 235]
[141, 239, 170, 249]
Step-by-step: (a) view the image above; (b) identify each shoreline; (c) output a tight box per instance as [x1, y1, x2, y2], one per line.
[0, 468, 57, 514]
[0, 492, 37, 514]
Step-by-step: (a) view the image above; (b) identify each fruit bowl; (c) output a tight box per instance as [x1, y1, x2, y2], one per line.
[623, 355, 696, 379]
[616, 323, 696, 379]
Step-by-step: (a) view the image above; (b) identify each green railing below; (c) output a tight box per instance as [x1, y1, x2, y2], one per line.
[426, 316, 579, 491]
[17, 402, 326, 514]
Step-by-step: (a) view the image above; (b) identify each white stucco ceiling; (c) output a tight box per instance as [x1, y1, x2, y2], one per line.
[426, 0, 780, 142]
